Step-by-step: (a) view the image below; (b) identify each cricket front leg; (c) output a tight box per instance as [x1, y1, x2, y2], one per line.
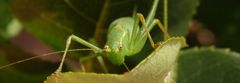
[55, 35, 103, 73]
[55, 35, 72, 73]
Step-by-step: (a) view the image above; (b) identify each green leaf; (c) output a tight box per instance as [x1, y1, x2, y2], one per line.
[122, 37, 187, 83]
[44, 37, 187, 83]
[168, 0, 199, 35]
[177, 47, 240, 83]
[45, 72, 122, 83]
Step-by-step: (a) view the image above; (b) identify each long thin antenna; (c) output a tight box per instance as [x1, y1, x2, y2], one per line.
[97, 56, 109, 73]
[64, 0, 96, 24]
[132, 4, 138, 18]
[164, 0, 168, 31]
[0, 49, 93, 69]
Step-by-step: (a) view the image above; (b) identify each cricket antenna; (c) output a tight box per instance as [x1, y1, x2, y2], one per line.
[132, 4, 138, 18]
[164, 0, 168, 31]
[0, 48, 93, 69]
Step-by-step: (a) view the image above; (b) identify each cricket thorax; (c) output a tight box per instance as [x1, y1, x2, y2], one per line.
[104, 17, 147, 65]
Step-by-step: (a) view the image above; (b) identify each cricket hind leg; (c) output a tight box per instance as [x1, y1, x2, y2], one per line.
[136, 13, 160, 48]
[134, 0, 169, 49]
[137, 13, 170, 49]
[146, 0, 169, 41]
[150, 19, 170, 41]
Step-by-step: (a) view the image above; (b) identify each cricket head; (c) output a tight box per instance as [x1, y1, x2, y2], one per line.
[104, 44, 125, 65]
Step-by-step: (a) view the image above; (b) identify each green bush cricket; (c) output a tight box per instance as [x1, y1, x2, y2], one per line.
[0, 0, 170, 73]
[57, 0, 170, 72]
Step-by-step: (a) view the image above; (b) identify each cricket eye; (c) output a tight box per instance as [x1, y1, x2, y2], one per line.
[118, 44, 123, 49]
[104, 45, 111, 52]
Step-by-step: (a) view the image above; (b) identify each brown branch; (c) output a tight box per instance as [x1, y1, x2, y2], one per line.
[94, 0, 111, 46]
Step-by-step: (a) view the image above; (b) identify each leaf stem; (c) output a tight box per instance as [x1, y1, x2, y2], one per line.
[94, 0, 111, 46]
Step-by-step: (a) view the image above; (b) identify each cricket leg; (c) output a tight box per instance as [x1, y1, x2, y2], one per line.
[55, 35, 103, 73]
[137, 13, 159, 48]
[149, 19, 170, 41]
[55, 36, 72, 73]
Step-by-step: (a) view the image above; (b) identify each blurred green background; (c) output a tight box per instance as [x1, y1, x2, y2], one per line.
[0, 0, 240, 83]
